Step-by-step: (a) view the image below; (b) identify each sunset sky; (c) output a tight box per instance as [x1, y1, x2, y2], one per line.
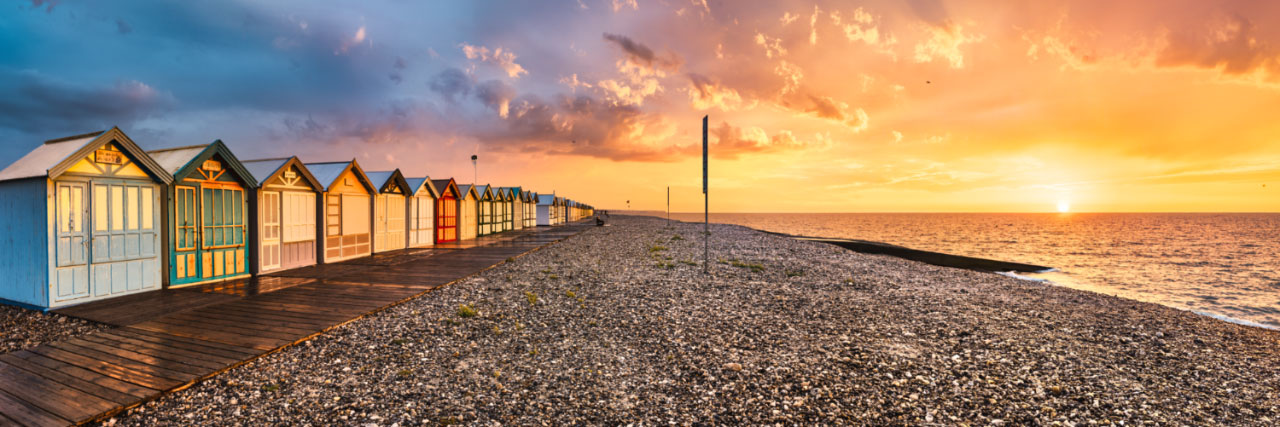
[2, 0, 1277, 212]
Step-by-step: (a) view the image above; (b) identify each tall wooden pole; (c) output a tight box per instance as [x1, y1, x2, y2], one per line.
[702, 115, 709, 274]
[666, 186, 670, 227]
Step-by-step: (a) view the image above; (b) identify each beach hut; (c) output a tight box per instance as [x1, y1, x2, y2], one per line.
[305, 160, 376, 263]
[536, 194, 555, 226]
[522, 191, 537, 228]
[432, 179, 459, 243]
[476, 185, 495, 236]
[405, 177, 441, 248]
[0, 128, 172, 309]
[497, 187, 515, 232]
[554, 197, 566, 224]
[506, 187, 524, 231]
[456, 184, 480, 240]
[242, 157, 323, 274]
[366, 170, 409, 253]
[148, 141, 256, 287]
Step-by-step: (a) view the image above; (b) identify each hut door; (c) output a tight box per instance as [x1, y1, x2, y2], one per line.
[436, 196, 456, 242]
[413, 197, 432, 245]
[173, 186, 199, 281]
[261, 191, 281, 271]
[200, 185, 245, 280]
[54, 182, 89, 300]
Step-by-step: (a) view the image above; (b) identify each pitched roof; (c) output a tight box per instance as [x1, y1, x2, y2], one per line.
[405, 177, 441, 198]
[146, 140, 257, 186]
[0, 128, 173, 183]
[240, 158, 289, 186]
[537, 194, 555, 204]
[303, 159, 375, 193]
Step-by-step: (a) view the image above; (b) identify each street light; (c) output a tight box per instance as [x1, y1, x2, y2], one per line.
[471, 154, 478, 185]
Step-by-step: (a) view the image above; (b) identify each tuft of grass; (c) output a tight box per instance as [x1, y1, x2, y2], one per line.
[541, 268, 552, 274]
[655, 261, 675, 269]
[397, 369, 413, 378]
[648, 244, 668, 253]
[261, 383, 279, 392]
[549, 274, 559, 280]
[525, 291, 538, 306]
[588, 320, 598, 327]
[729, 260, 765, 273]
[785, 270, 804, 278]
[492, 325, 502, 335]
[671, 234, 684, 241]
[680, 260, 698, 266]
[565, 290, 576, 299]
[457, 304, 478, 318]
[391, 338, 408, 345]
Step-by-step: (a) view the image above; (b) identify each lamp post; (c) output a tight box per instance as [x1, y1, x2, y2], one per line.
[471, 154, 478, 185]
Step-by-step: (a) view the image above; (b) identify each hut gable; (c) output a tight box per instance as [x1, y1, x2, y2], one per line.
[405, 177, 442, 198]
[242, 157, 323, 192]
[432, 179, 459, 199]
[0, 127, 173, 184]
[365, 170, 410, 196]
[304, 160, 376, 194]
[148, 140, 256, 186]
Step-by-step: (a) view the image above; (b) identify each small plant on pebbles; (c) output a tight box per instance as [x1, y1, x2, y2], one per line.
[648, 244, 667, 253]
[565, 290, 576, 298]
[397, 369, 413, 378]
[457, 304, 478, 318]
[671, 234, 684, 241]
[525, 291, 538, 306]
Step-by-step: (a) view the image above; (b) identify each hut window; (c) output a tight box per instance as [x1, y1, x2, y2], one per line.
[110, 186, 123, 231]
[342, 194, 370, 235]
[126, 187, 139, 230]
[141, 187, 153, 230]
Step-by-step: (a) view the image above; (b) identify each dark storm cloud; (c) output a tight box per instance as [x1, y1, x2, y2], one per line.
[602, 33, 682, 70]
[0, 69, 174, 134]
[429, 67, 473, 103]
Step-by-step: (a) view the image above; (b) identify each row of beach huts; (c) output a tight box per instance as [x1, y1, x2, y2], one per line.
[0, 128, 595, 310]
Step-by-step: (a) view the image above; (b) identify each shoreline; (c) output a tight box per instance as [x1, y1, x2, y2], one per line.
[647, 213, 1280, 333]
[105, 215, 1280, 425]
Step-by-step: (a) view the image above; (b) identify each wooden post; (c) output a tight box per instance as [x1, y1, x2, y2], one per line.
[666, 186, 670, 227]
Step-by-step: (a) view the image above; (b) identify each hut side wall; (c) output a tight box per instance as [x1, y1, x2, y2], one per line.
[0, 178, 49, 308]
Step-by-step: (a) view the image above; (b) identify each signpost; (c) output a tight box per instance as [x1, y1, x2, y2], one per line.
[702, 115, 709, 274]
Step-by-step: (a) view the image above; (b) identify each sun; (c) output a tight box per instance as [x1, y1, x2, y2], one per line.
[1057, 200, 1071, 213]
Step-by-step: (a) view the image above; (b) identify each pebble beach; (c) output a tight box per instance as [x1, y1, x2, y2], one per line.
[98, 215, 1279, 425]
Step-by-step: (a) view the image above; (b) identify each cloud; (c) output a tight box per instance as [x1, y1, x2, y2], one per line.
[596, 77, 661, 106]
[893, 130, 904, 143]
[781, 12, 798, 26]
[601, 33, 681, 71]
[710, 121, 825, 160]
[831, 7, 897, 57]
[0, 69, 175, 134]
[460, 43, 529, 78]
[335, 25, 367, 55]
[804, 95, 869, 132]
[686, 73, 746, 110]
[476, 79, 517, 118]
[389, 57, 407, 84]
[809, 6, 822, 45]
[1155, 14, 1280, 78]
[560, 74, 593, 92]
[755, 32, 787, 58]
[473, 92, 688, 162]
[774, 60, 804, 95]
[612, 0, 638, 13]
[429, 67, 473, 103]
[914, 22, 984, 68]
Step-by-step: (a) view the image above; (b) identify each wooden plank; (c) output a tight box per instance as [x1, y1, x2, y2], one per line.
[0, 388, 68, 427]
[157, 312, 320, 338]
[49, 340, 204, 380]
[8, 351, 156, 401]
[174, 308, 337, 330]
[148, 316, 307, 342]
[126, 323, 285, 352]
[0, 361, 118, 422]
[29, 345, 181, 391]
[79, 334, 233, 371]
[207, 304, 354, 325]
[0, 353, 139, 405]
[111, 328, 260, 360]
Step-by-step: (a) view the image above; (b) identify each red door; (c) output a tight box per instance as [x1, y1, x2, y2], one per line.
[436, 195, 457, 243]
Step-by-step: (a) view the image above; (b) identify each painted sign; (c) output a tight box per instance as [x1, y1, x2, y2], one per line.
[283, 170, 297, 180]
[203, 160, 222, 172]
[94, 150, 124, 165]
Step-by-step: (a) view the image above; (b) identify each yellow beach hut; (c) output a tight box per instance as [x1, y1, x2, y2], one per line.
[405, 177, 441, 248]
[304, 160, 376, 263]
[456, 184, 480, 241]
[365, 170, 409, 253]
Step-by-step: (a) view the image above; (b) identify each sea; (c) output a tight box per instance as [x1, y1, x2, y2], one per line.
[642, 212, 1280, 330]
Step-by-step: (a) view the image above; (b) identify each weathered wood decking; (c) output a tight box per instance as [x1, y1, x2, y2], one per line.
[0, 224, 590, 426]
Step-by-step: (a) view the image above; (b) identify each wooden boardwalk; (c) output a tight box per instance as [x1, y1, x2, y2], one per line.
[1, 224, 589, 426]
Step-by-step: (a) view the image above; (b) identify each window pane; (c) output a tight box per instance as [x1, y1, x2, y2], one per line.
[126, 187, 138, 230]
[111, 185, 123, 231]
[204, 189, 214, 224]
[58, 187, 71, 233]
[141, 187, 153, 229]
